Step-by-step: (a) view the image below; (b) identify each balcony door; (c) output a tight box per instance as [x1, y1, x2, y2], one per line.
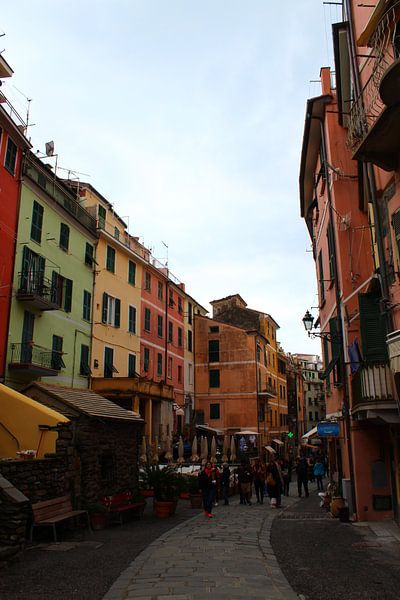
[21, 246, 45, 293]
[21, 310, 35, 363]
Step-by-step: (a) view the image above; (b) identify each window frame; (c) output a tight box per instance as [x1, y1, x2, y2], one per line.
[4, 136, 17, 175]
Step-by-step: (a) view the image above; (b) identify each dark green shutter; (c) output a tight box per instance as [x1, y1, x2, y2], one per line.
[51, 271, 59, 305]
[359, 293, 388, 363]
[59, 223, 69, 251]
[327, 221, 335, 281]
[114, 298, 121, 327]
[392, 210, 400, 267]
[318, 250, 325, 302]
[64, 279, 73, 312]
[20, 245, 30, 290]
[102, 292, 108, 323]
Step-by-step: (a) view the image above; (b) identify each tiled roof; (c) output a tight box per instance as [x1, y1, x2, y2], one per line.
[23, 383, 143, 423]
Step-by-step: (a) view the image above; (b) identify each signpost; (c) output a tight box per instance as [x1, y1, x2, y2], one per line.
[317, 421, 340, 437]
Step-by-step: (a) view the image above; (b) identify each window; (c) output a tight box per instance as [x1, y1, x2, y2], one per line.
[144, 271, 151, 291]
[209, 369, 220, 388]
[31, 201, 44, 244]
[144, 308, 151, 332]
[264, 348, 268, 366]
[51, 272, 73, 312]
[256, 344, 261, 362]
[168, 321, 173, 343]
[178, 327, 183, 347]
[158, 281, 163, 300]
[80, 344, 91, 376]
[208, 340, 219, 362]
[128, 261, 136, 285]
[318, 250, 325, 303]
[259, 403, 265, 422]
[157, 315, 163, 337]
[188, 363, 193, 385]
[188, 302, 193, 325]
[178, 364, 182, 383]
[4, 137, 17, 175]
[51, 335, 65, 370]
[309, 411, 313, 421]
[209, 326, 219, 333]
[114, 227, 120, 240]
[157, 353, 163, 376]
[327, 220, 335, 281]
[59, 223, 70, 252]
[98, 205, 106, 229]
[169, 289, 174, 307]
[101, 292, 121, 327]
[359, 292, 388, 364]
[315, 411, 319, 422]
[128, 306, 136, 333]
[187, 330, 193, 352]
[128, 353, 136, 377]
[178, 297, 183, 314]
[280, 385, 282, 399]
[143, 347, 150, 372]
[210, 403, 220, 419]
[106, 246, 115, 273]
[83, 290, 91, 321]
[167, 356, 172, 378]
[104, 346, 117, 378]
[85, 243, 94, 267]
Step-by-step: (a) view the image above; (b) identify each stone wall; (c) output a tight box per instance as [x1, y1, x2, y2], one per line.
[0, 475, 30, 561]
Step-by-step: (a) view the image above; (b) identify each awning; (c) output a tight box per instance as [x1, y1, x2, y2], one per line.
[272, 438, 284, 445]
[301, 426, 318, 440]
[265, 445, 276, 453]
[235, 430, 260, 435]
[195, 424, 223, 435]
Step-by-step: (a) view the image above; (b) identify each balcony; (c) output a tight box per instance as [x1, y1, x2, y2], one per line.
[258, 383, 277, 398]
[351, 362, 395, 415]
[16, 272, 59, 311]
[347, 3, 400, 170]
[8, 343, 65, 376]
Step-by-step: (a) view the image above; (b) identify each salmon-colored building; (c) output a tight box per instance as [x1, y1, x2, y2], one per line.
[194, 294, 286, 449]
[300, 0, 400, 521]
[0, 55, 31, 381]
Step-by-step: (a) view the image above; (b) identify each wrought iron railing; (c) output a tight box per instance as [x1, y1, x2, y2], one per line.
[348, 2, 400, 151]
[17, 272, 58, 305]
[9, 342, 65, 371]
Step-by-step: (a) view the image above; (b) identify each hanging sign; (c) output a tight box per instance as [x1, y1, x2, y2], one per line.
[317, 421, 340, 437]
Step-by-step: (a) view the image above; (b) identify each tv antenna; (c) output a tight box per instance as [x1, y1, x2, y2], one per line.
[162, 241, 169, 267]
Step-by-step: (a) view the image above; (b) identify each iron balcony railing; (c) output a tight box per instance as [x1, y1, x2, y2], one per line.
[17, 271, 59, 306]
[9, 342, 65, 371]
[348, 1, 400, 152]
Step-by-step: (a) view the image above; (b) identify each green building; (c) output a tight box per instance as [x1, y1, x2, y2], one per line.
[5, 152, 97, 390]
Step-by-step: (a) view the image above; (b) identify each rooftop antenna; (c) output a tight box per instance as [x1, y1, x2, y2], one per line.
[162, 241, 169, 268]
[12, 85, 33, 135]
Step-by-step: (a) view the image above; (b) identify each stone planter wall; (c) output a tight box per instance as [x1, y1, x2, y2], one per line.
[0, 476, 30, 561]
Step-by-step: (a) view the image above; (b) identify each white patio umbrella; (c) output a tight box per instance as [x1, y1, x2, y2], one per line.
[210, 436, 217, 464]
[139, 436, 147, 465]
[165, 435, 173, 462]
[152, 435, 159, 464]
[230, 436, 237, 462]
[177, 436, 185, 464]
[191, 435, 199, 462]
[222, 435, 229, 463]
[201, 436, 208, 461]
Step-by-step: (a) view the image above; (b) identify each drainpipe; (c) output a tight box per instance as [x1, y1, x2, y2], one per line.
[312, 112, 357, 516]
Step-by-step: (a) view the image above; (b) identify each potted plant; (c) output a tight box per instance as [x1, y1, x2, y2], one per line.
[139, 467, 154, 497]
[143, 465, 179, 517]
[187, 473, 202, 508]
[86, 502, 109, 530]
[177, 473, 190, 499]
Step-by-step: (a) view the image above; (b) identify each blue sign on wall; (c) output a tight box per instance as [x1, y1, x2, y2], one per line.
[317, 421, 340, 437]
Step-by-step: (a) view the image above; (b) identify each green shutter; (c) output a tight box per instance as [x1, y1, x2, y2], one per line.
[114, 298, 121, 327]
[318, 250, 325, 302]
[327, 221, 335, 281]
[359, 293, 388, 363]
[59, 223, 70, 251]
[64, 279, 73, 312]
[102, 292, 108, 323]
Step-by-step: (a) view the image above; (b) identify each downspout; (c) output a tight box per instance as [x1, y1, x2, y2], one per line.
[254, 336, 260, 436]
[313, 112, 357, 515]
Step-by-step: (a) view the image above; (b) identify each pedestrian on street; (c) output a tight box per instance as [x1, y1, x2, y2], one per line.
[221, 463, 230, 505]
[266, 457, 283, 508]
[296, 455, 309, 498]
[211, 464, 221, 506]
[238, 459, 253, 505]
[313, 457, 325, 491]
[252, 458, 266, 504]
[198, 461, 217, 517]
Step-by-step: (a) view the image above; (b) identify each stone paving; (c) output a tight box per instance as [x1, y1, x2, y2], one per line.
[102, 495, 300, 600]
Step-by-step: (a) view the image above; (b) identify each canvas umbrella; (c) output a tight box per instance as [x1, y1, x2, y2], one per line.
[230, 435, 237, 462]
[177, 436, 185, 464]
[210, 436, 217, 464]
[139, 436, 147, 465]
[201, 436, 208, 461]
[191, 435, 199, 462]
[152, 436, 159, 464]
[165, 435, 173, 462]
[222, 435, 229, 463]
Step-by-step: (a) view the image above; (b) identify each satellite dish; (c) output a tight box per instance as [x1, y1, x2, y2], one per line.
[45, 141, 54, 156]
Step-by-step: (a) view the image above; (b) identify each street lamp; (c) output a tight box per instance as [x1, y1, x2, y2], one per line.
[302, 309, 337, 341]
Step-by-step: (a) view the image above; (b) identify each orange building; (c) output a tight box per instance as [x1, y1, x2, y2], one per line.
[300, 0, 400, 521]
[194, 294, 286, 449]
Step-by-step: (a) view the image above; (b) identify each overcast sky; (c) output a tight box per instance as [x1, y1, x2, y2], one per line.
[2, 1, 343, 355]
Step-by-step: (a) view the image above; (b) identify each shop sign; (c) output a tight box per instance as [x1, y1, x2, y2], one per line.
[317, 421, 340, 437]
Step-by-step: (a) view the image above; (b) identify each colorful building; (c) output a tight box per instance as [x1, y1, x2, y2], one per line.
[0, 55, 31, 382]
[5, 152, 97, 390]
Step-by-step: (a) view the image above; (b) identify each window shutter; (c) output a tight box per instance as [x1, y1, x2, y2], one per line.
[102, 292, 108, 323]
[64, 279, 73, 312]
[392, 210, 400, 268]
[51, 271, 59, 305]
[359, 293, 388, 363]
[114, 298, 121, 327]
[318, 250, 325, 302]
[327, 221, 335, 280]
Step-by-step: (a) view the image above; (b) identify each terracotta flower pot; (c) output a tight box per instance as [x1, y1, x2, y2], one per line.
[189, 493, 203, 509]
[179, 492, 190, 500]
[142, 489, 154, 498]
[154, 500, 174, 518]
[330, 496, 345, 518]
[90, 513, 108, 530]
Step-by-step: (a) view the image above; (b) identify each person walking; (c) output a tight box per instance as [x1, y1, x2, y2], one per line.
[313, 457, 325, 491]
[296, 455, 309, 498]
[221, 463, 230, 505]
[198, 461, 217, 517]
[266, 457, 283, 508]
[238, 459, 253, 505]
[252, 458, 266, 504]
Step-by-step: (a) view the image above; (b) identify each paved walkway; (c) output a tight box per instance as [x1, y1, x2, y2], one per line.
[102, 495, 300, 600]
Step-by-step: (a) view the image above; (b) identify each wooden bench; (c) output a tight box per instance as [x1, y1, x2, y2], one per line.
[100, 492, 146, 525]
[30, 496, 91, 542]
